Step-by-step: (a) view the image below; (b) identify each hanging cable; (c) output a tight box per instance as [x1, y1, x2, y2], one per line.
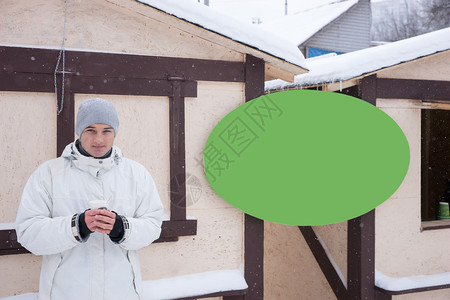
[54, 0, 68, 115]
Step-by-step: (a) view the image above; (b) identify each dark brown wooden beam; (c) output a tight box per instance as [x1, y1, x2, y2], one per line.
[173, 288, 247, 300]
[0, 73, 54, 92]
[345, 72, 377, 299]
[0, 46, 245, 82]
[299, 226, 348, 300]
[169, 79, 187, 221]
[347, 210, 376, 300]
[0, 219, 197, 255]
[159, 220, 197, 238]
[376, 284, 450, 296]
[56, 79, 74, 156]
[360, 74, 377, 106]
[0, 229, 29, 255]
[376, 78, 450, 101]
[244, 54, 265, 300]
[70, 77, 197, 97]
[375, 288, 392, 300]
[0, 73, 197, 98]
[245, 54, 265, 102]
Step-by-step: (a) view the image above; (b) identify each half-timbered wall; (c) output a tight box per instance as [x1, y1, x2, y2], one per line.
[264, 51, 450, 300]
[0, 0, 258, 298]
[375, 52, 450, 284]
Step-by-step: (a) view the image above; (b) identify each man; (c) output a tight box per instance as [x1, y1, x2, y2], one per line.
[15, 98, 164, 300]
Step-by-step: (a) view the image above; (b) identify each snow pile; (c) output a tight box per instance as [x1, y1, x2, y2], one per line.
[135, 0, 307, 70]
[0, 269, 247, 300]
[0, 294, 36, 300]
[143, 269, 247, 300]
[261, 0, 358, 46]
[375, 269, 450, 291]
[0, 223, 15, 230]
[265, 27, 450, 91]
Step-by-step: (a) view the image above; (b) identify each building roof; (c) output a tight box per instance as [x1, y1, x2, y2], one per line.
[265, 27, 450, 91]
[260, 0, 359, 47]
[136, 0, 308, 71]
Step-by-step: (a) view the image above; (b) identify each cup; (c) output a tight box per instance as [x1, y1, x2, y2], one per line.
[89, 200, 109, 210]
[438, 202, 450, 220]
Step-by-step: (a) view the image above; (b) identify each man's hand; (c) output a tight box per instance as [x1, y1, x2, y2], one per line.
[84, 209, 116, 234]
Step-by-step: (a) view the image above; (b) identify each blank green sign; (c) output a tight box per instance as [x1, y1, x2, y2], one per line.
[203, 90, 410, 226]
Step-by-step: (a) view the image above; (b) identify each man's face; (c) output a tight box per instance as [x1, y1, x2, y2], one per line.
[80, 123, 115, 158]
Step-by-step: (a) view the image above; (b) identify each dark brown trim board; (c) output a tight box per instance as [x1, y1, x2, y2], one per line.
[376, 283, 450, 296]
[347, 210, 376, 299]
[0, 46, 245, 83]
[375, 288, 392, 300]
[360, 74, 377, 106]
[243, 54, 265, 300]
[57, 91, 75, 156]
[376, 78, 450, 101]
[169, 79, 187, 221]
[173, 288, 248, 300]
[0, 229, 29, 256]
[299, 226, 348, 300]
[358, 75, 450, 103]
[346, 74, 378, 300]
[0, 220, 198, 255]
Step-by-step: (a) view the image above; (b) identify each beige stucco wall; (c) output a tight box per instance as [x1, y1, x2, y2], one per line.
[264, 222, 337, 300]
[0, 0, 242, 62]
[0, 81, 245, 298]
[374, 52, 450, 282]
[0, 0, 250, 298]
[0, 92, 56, 297]
[375, 98, 450, 279]
[0, 92, 57, 224]
[393, 289, 450, 300]
[377, 51, 450, 81]
[264, 221, 346, 300]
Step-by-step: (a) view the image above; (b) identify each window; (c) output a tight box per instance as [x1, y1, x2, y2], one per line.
[421, 109, 450, 221]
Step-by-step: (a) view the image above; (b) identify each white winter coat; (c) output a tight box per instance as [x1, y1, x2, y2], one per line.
[15, 142, 164, 300]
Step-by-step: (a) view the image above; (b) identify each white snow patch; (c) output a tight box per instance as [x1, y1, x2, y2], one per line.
[0, 269, 247, 300]
[161, 213, 197, 221]
[135, 0, 307, 70]
[260, 0, 358, 46]
[143, 269, 247, 300]
[0, 223, 15, 230]
[375, 269, 450, 291]
[0, 294, 37, 300]
[265, 27, 450, 91]
[313, 228, 347, 288]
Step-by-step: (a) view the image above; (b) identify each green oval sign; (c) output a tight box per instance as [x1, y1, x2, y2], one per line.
[203, 90, 410, 226]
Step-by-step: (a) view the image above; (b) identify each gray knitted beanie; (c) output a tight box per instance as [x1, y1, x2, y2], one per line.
[75, 98, 119, 137]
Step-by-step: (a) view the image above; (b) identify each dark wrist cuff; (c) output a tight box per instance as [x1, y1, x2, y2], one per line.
[108, 212, 124, 243]
[79, 211, 93, 239]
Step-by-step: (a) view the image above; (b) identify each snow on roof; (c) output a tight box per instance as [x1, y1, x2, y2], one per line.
[375, 269, 450, 291]
[260, 0, 358, 46]
[135, 0, 308, 70]
[265, 27, 450, 91]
